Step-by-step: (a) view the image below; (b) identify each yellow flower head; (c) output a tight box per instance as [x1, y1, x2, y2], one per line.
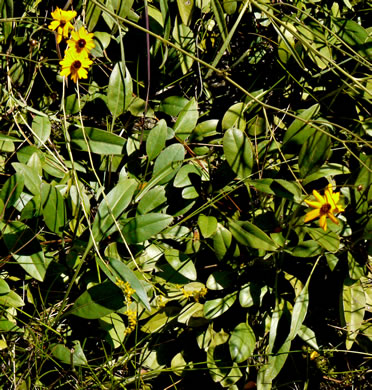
[67, 27, 95, 55]
[48, 7, 77, 44]
[59, 49, 92, 83]
[304, 184, 344, 231]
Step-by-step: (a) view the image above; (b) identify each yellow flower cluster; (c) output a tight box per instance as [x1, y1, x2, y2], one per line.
[181, 286, 208, 302]
[116, 279, 138, 335]
[48, 7, 95, 83]
[124, 309, 137, 335]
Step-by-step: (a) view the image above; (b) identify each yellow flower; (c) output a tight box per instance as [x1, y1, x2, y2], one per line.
[124, 309, 137, 335]
[67, 27, 95, 55]
[59, 49, 92, 83]
[48, 7, 77, 44]
[304, 184, 344, 231]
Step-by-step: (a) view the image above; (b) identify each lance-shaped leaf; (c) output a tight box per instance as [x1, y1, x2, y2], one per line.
[299, 130, 331, 178]
[223, 128, 253, 179]
[120, 213, 173, 244]
[283, 104, 320, 150]
[146, 119, 167, 161]
[229, 322, 256, 363]
[0, 173, 24, 209]
[71, 127, 126, 155]
[68, 280, 125, 319]
[3, 221, 47, 281]
[164, 248, 197, 281]
[228, 219, 278, 251]
[174, 98, 199, 141]
[107, 62, 133, 117]
[41, 183, 66, 235]
[204, 292, 237, 319]
[91, 179, 137, 245]
[107, 258, 151, 312]
[342, 278, 366, 350]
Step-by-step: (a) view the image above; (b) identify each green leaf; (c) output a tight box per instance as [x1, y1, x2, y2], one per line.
[303, 163, 350, 185]
[99, 313, 126, 349]
[213, 223, 232, 260]
[32, 115, 51, 145]
[71, 127, 126, 155]
[229, 322, 256, 363]
[298, 325, 319, 351]
[51, 340, 88, 366]
[86, 0, 102, 31]
[287, 241, 322, 258]
[270, 179, 303, 203]
[0, 290, 24, 308]
[239, 283, 268, 308]
[171, 351, 187, 376]
[69, 280, 125, 319]
[91, 179, 137, 244]
[0, 134, 21, 142]
[121, 213, 173, 244]
[347, 252, 365, 280]
[325, 253, 339, 271]
[206, 271, 234, 290]
[210, 0, 229, 49]
[198, 214, 217, 238]
[172, 19, 195, 74]
[136, 162, 184, 202]
[141, 307, 178, 333]
[107, 258, 151, 312]
[0, 173, 24, 208]
[3, 221, 46, 281]
[164, 248, 197, 281]
[146, 119, 167, 161]
[153, 144, 185, 184]
[0, 278, 10, 296]
[333, 18, 371, 58]
[288, 278, 310, 341]
[12, 163, 41, 196]
[342, 278, 366, 349]
[107, 63, 133, 117]
[299, 131, 331, 178]
[223, 0, 237, 15]
[174, 98, 199, 141]
[176, 0, 194, 26]
[228, 219, 278, 251]
[137, 186, 167, 214]
[178, 301, 206, 326]
[283, 104, 320, 150]
[41, 183, 67, 235]
[223, 128, 253, 179]
[0, 319, 23, 333]
[158, 96, 189, 117]
[305, 227, 340, 253]
[90, 31, 111, 57]
[174, 163, 202, 188]
[204, 292, 237, 319]
[222, 103, 246, 131]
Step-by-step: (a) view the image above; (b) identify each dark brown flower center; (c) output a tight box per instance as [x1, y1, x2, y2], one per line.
[320, 203, 331, 214]
[60, 20, 66, 27]
[72, 60, 81, 70]
[77, 39, 86, 49]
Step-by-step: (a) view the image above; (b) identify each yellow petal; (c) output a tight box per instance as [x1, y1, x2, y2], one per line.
[328, 212, 339, 224]
[325, 189, 336, 210]
[319, 214, 327, 231]
[304, 200, 323, 209]
[304, 208, 321, 223]
[312, 189, 325, 204]
[48, 20, 60, 31]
